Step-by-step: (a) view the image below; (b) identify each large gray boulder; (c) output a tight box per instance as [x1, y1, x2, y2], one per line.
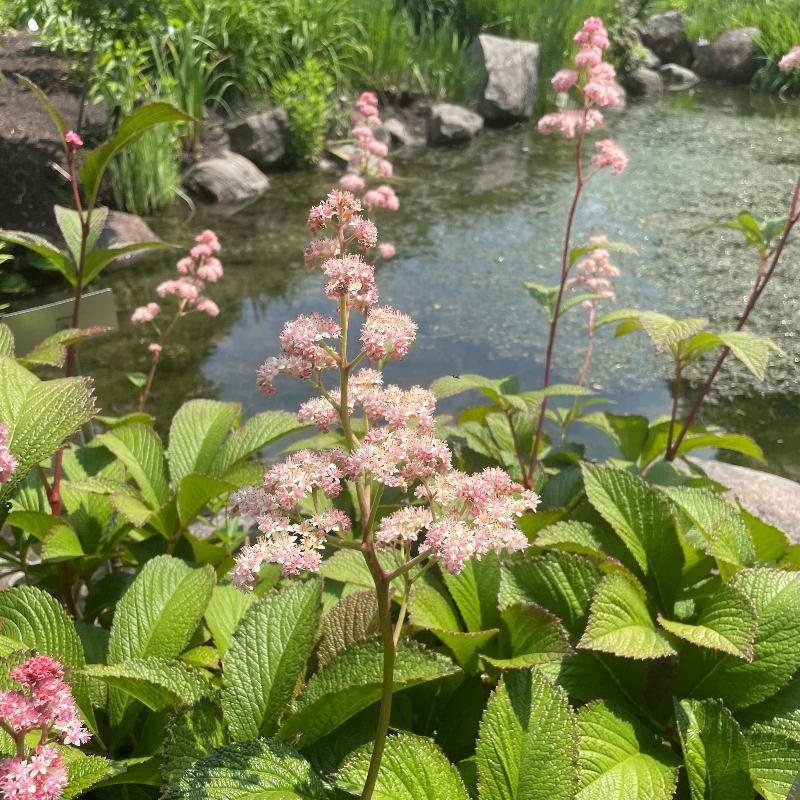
[427, 103, 484, 145]
[184, 152, 269, 206]
[696, 28, 761, 84]
[227, 108, 289, 170]
[641, 12, 692, 67]
[97, 210, 160, 267]
[468, 33, 539, 123]
[622, 67, 664, 99]
[660, 63, 700, 90]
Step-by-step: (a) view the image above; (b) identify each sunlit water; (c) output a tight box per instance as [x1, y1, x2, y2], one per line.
[36, 86, 800, 478]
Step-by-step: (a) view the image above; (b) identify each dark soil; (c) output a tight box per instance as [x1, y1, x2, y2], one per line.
[0, 30, 106, 236]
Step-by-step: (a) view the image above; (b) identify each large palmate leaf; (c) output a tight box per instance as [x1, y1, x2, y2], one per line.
[678, 568, 800, 709]
[205, 585, 254, 658]
[317, 590, 379, 667]
[337, 733, 469, 800]
[746, 733, 800, 800]
[675, 698, 752, 800]
[84, 657, 210, 711]
[0, 587, 94, 729]
[658, 584, 757, 660]
[81, 102, 192, 209]
[162, 740, 327, 800]
[577, 702, 680, 799]
[223, 580, 321, 740]
[442, 553, 500, 632]
[483, 603, 572, 669]
[578, 573, 676, 660]
[499, 552, 602, 641]
[738, 677, 800, 742]
[168, 400, 241, 486]
[582, 463, 683, 611]
[107, 555, 215, 724]
[17, 326, 109, 370]
[61, 752, 118, 799]
[408, 582, 461, 632]
[475, 669, 578, 800]
[278, 640, 458, 747]
[684, 330, 780, 380]
[595, 309, 708, 350]
[163, 698, 226, 786]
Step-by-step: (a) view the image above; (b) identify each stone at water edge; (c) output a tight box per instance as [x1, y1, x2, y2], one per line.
[468, 33, 540, 123]
[427, 104, 484, 146]
[183, 152, 269, 206]
[98, 210, 160, 267]
[660, 63, 700, 90]
[641, 11, 692, 67]
[227, 108, 289, 171]
[382, 117, 424, 147]
[696, 28, 762, 84]
[622, 67, 664, 100]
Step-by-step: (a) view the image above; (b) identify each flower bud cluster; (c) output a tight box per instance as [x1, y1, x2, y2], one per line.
[0, 422, 18, 484]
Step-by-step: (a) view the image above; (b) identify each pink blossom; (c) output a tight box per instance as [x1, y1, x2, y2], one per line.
[376, 506, 433, 546]
[304, 238, 338, 269]
[537, 109, 603, 139]
[375, 159, 393, 178]
[280, 313, 341, 364]
[780, 46, 800, 71]
[65, 130, 83, 150]
[298, 397, 338, 431]
[176, 256, 194, 274]
[368, 140, 389, 158]
[353, 217, 378, 250]
[340, 173, 366, 193]
[352, 124, 374, 144]
[568, 235, 620, 301]
[0, 746, 68, 800]
[379, 242, 396, 260]
[130, 302, 161, 324]
[322, 254, 378, 309]
[552, 69, 578, 92]
[0, 422, 18, 484]
[190, 243, 214, 261]
[575, 46, 603, 69]
[195, 229, 221, 252]
[261, 450, 343, 510]
[148, 342, 162, 354]
[196, 257, 223, 282]
[574, 16, 609, 50]
[591, 139, 628, 175]
[307, 201, 335, 233]
[363, 185, 399, 212]
[360, 306, 417, 362]
[195, 297, 220, 317]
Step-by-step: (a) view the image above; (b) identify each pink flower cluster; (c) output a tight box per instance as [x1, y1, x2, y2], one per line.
[339, 92, 398, 258]
[131, 229, 222, 333]
[65, 130, 82, 152]
[0, 422, 17, 484]
[361, 306, 417, 362]
[538, 17, 626, 173]
[568, 235, 620, 301]
[0, 656, 92, 799]
[780, 46, 800, 72]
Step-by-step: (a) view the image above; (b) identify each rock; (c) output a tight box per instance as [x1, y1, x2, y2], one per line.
[98, 210, 160, 266]
[427, 103, 484, 145]
[640, 46, 661, 70]
[382, 117, 422, 147]
[692, 459, 800, 543]
[622, 67, 664, 99]
[227, 108, 288, 170]
[183, 153, 269, 206]
[641, 11, 692, 66]
[468, 33, 540, 123]
[371, 125, 391, 145]
[696, 27, 761, 84]
[659, 63, 700, 90]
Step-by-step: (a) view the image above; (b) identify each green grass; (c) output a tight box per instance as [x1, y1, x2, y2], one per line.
[652, 0, 800, 92]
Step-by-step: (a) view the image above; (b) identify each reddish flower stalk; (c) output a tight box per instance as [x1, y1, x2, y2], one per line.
[666, 169, 800, 461]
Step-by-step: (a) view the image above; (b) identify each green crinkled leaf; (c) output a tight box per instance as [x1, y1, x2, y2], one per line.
[0, 355, 38, 424]
[741, 510, 788, 562]
[662, 486, 755, 575]
[168, 400, 241, 487]
[0, 587, 94, 731]
[42, 524, 85, 561]
[18, 325, 109, 369]
[582, 463, 683, 611]
[177, 472, 234, 527]
[223, 580, 321, 740]
[484, 603, 572, 669]
[499, 552, 602, 641]
[442, 553, 500, 632]
[658, 584, 756, 660]
[211, 410, 306, 476]
[84, 657, 210, 711]
[163, 697, 226, 786]
[408, 582, 461, 632]
[678, 568, 800, 709]
[96, 424, 168, 508]
[162, 739, 327, 800]
[107, 555, 215, 724]
[675, 698, 752, 800]
[0, 324, 14, 357]
[433, 628, 498, 671]
[54, 205, 108, 267]
[62, 752, 119, 800]
[279, 640, 458, 747]
[746, 732, 800, 800]
[317, 589, 378, 667]
[737, 677, 800, 742]
[475, 669, 578, 800]
[535, 520, 629, 562]
[576, 702, 680, 799]
[337, 733, 469, 800]
[578, 574, 676, 660]
[205, 585, 254, 658]
[686, 330, 780, 381]
[82, 241, 171, 286]
[0, 229, 74, 284]
[429, 374, 519, 404]
[577, 412, 650, 463]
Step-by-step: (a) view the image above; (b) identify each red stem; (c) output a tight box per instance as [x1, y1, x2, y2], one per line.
[665, 171, 800, 461]
[528, 110, 588, 484]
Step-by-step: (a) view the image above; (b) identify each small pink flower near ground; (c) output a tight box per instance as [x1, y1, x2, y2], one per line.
[780, 46, 800, 71]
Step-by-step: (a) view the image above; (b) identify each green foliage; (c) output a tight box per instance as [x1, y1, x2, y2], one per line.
[272, 57, 336, 166]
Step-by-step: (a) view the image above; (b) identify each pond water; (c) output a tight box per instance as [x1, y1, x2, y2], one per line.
[42, 85, 800, 479]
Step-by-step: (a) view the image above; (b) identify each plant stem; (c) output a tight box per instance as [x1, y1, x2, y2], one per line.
[562, 301, 597, 443]
[137, 305, 184, 413]
[666, 352, 682, 456]
[666, 170, 800, 460]
[529, 111, 588, 484]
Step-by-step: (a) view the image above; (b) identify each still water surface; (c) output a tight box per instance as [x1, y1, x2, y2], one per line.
[64, 85, 800, 478]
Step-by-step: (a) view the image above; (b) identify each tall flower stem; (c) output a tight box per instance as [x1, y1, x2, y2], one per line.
[529, 116, 588, 483]
[666, 170, 800, 461]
